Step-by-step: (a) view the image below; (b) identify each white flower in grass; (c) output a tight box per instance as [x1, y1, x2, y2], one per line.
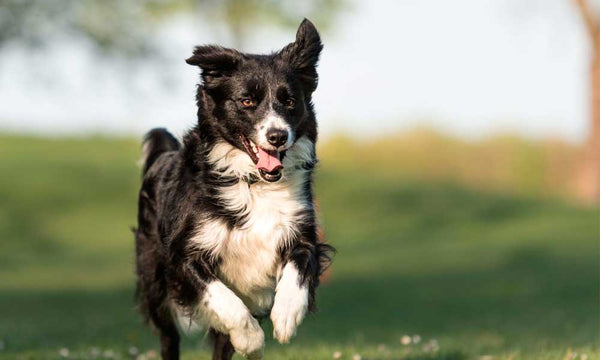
[401, 335, 412, 345]
[332, 351, 342, 359]
[103, 349, 116, 359]
[59, 348, 70, 357]
[422, 339, 439, 353]
[352, 354, 362, 360]
[412, 335, 421, 344]
[128, 347, 139, 356]
[563, 349, 578, 360]
[90, 347, 100, 357]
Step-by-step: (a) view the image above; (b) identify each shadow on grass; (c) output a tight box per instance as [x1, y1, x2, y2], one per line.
[0, 246, 596, 355]
[307, 247, 598, 351]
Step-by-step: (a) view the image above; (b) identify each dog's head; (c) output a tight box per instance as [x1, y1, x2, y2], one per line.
[186, 19, 322, 182]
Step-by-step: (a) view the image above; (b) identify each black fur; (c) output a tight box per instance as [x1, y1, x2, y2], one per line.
[141, 128, 180, 174]
[134, 19, 334, 360]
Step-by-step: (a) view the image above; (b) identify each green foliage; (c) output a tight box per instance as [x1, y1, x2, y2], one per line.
[0, 0, 165, 56]
[195, 0, 348, 47]
[0, 0, 347, 56]
[0, 135, 597, 360]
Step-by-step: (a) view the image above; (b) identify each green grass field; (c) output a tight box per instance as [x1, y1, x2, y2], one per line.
[0, 134, 598, 360]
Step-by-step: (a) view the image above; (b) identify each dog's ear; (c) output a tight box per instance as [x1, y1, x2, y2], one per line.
[186, 45, 241, 78]
[278, 19, 323, 93]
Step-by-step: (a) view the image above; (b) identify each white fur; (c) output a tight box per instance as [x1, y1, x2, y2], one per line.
[270, 263, 309, 343]
[283, 135, 315, 168]
[206, 141, 258, 179]
[171, 302, 202, 334]
[138, 141, 151, 168]
[199, 281, 265, 359]
[255, 111, 294, 150]
[192, 216, 280, 315]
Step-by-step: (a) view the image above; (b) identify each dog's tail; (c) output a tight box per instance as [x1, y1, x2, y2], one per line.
[141, 128, 180, 175]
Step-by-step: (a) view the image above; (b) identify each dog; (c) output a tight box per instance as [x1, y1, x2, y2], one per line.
[134, 19, 335, 360]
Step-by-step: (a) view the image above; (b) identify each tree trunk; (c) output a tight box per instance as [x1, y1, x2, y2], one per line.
[573, 52, 600, 203]
[573, 0, 600, 204]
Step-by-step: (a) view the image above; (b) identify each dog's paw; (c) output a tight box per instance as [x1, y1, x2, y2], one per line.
[229, 316, 265, 360]
[270, 265, 309, 344]
[270, 294, 307, 343]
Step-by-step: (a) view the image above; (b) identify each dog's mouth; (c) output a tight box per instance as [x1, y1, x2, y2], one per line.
[240, 135, 283, 182]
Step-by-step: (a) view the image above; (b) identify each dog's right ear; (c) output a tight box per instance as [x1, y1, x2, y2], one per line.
[186, 45, 241, 77]
[277, 19, 323, 94]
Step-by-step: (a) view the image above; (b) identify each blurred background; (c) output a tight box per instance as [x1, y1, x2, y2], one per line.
[0, 1, 598, 359]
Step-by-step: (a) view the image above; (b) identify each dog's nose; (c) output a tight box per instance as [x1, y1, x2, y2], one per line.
[266, 128, 288, 147]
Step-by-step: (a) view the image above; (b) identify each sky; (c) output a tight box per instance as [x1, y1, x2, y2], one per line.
[0, 0, 593, 142]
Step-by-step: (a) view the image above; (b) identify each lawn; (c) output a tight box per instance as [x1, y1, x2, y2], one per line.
[0, 134, 597, 360]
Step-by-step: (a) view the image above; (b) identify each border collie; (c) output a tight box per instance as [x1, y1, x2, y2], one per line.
[134, 19, 334, 360]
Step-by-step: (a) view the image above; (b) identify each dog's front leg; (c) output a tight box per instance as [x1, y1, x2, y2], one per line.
[270, 261, 310, 343]
[200, 281, 265, 359]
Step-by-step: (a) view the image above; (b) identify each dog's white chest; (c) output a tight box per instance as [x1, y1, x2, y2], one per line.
[193, 180, 307, 315]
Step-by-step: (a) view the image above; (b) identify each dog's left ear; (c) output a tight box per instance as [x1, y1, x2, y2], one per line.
[278, 19, 323, 93]
[186, 45, 241, 80]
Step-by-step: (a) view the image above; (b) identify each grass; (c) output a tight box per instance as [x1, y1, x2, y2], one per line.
[321, 129, 582, 199]
[0, 134, 598, 360]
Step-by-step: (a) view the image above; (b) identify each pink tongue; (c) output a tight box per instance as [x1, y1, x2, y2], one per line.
[256, 147, 282, 172]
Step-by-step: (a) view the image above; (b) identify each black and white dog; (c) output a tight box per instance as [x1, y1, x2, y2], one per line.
[134, 19, 334, 360]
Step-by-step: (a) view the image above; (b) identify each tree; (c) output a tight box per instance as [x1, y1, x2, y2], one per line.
[0, 0, 346, 57]
[572, 0, 600, 204]
[189, 0, 346, 48]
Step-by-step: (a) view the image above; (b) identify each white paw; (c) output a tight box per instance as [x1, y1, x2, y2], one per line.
[229, 316, 265, 360]
[199, 281, 264, 359]
[270, 264, 309, 344]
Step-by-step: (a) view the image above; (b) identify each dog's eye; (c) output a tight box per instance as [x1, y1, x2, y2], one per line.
[286, 98, 296, 108]
[241, 98, 254, 108]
